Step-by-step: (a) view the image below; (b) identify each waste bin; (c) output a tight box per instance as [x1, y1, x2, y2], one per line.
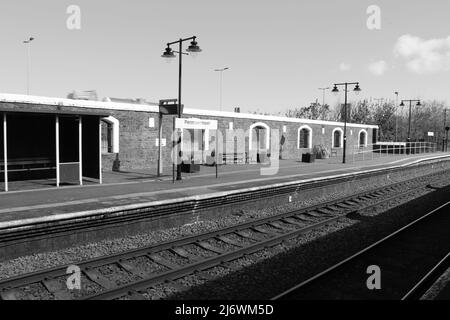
[302, 153, 316, 163]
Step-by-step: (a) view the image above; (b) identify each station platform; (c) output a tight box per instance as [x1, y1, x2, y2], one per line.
[0, 152, 449, 229]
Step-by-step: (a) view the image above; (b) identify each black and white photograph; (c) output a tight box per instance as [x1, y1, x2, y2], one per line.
[0, 0, 449, 315]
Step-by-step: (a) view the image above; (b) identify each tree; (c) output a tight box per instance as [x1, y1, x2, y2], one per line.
[351, 99, 372, 124]
[372, 102, 396, 141]
[285, 102, 330, 120]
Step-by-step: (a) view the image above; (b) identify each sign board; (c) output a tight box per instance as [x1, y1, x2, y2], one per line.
[428, 132, 434, 137]
[156, 138, 166, 147]
[159, 104, 183, 115]
[175, 118, 218, 130]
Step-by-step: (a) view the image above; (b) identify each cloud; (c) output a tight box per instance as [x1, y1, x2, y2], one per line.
[338, 63, 351, 71]
[394, 34, 450, 74]
[368, 60, 388, 76]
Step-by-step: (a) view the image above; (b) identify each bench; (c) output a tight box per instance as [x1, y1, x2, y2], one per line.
[205, 153, 248, 166]
[222, 152, 247, 164]
[0, 157, 55, 173]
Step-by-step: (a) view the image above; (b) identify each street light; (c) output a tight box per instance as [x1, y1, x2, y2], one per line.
[162, 36, 202, 181]
[331, 82, 361, 164]
[444, 108, 449, 152]
[214, 67, 229, 111]
[23, 37, 35, 95]
[394, 92, 399, 142]
[399, 99, 421, 142]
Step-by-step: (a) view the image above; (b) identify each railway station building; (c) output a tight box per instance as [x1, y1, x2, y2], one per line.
[0, 94, 378, 191]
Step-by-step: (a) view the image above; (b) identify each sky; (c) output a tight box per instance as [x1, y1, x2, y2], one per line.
[0, 0, 449, 114]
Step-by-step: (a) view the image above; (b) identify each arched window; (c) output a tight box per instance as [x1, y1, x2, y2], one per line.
[297, 125, 312, 149]
[359, 129, 368, 147]
[332, 128, 343, 148]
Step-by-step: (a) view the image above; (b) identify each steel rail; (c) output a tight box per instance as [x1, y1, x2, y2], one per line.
[271, 200, 450, 300]
[401, 251, 450, 300]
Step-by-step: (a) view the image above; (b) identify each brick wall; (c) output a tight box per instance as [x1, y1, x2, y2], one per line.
[100, 109, 374, 171]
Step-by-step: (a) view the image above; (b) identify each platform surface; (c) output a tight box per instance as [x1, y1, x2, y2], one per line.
[0, 152, 449, 227]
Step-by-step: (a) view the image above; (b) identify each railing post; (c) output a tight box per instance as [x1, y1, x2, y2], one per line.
[3, 113, 8, 192]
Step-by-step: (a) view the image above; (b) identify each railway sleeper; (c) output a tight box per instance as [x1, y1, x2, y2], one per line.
[84, 268, 117, 290]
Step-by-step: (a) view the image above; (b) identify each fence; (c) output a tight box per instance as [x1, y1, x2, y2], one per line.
[350, 142, 438, 163]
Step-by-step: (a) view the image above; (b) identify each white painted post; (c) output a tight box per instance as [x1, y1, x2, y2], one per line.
[79, 116, 83, 186]
[157, 113, 163, 177]
[3, 113, 8, 192]
[99, 118, 102, 184]
[56, 116, 60, 187]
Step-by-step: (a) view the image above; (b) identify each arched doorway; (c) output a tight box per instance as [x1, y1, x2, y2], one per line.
[101, 116, 119, 154]
[332, 128, 343, 148]
[359, 129, 368, 147]
[298, 125, 312, 149]
[249, 122, 270, 163]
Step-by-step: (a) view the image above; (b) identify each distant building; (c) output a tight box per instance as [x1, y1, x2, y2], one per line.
[67, 90, 99, 101]
[103, 97, 158, 106]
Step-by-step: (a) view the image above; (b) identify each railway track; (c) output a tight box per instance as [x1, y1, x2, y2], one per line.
[272, 201, 450, 300]
[402, 251, 450, 300]
[0, 171, 446, 300]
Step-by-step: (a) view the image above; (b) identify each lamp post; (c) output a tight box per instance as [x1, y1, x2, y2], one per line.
[331, 82, 361, 164]
[399, 99, 421, 142]
[215, 67, 229, 112]
[444, 108, 448, 152]
[394, 92, 399, 142]
[23, 37, 35, 95]
[162, 36, 202, 181]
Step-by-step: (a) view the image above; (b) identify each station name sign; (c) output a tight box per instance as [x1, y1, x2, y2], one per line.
[175, 118, 218, 130]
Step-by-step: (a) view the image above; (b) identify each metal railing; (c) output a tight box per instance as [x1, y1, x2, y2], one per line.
[350, 142, 438, 163]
